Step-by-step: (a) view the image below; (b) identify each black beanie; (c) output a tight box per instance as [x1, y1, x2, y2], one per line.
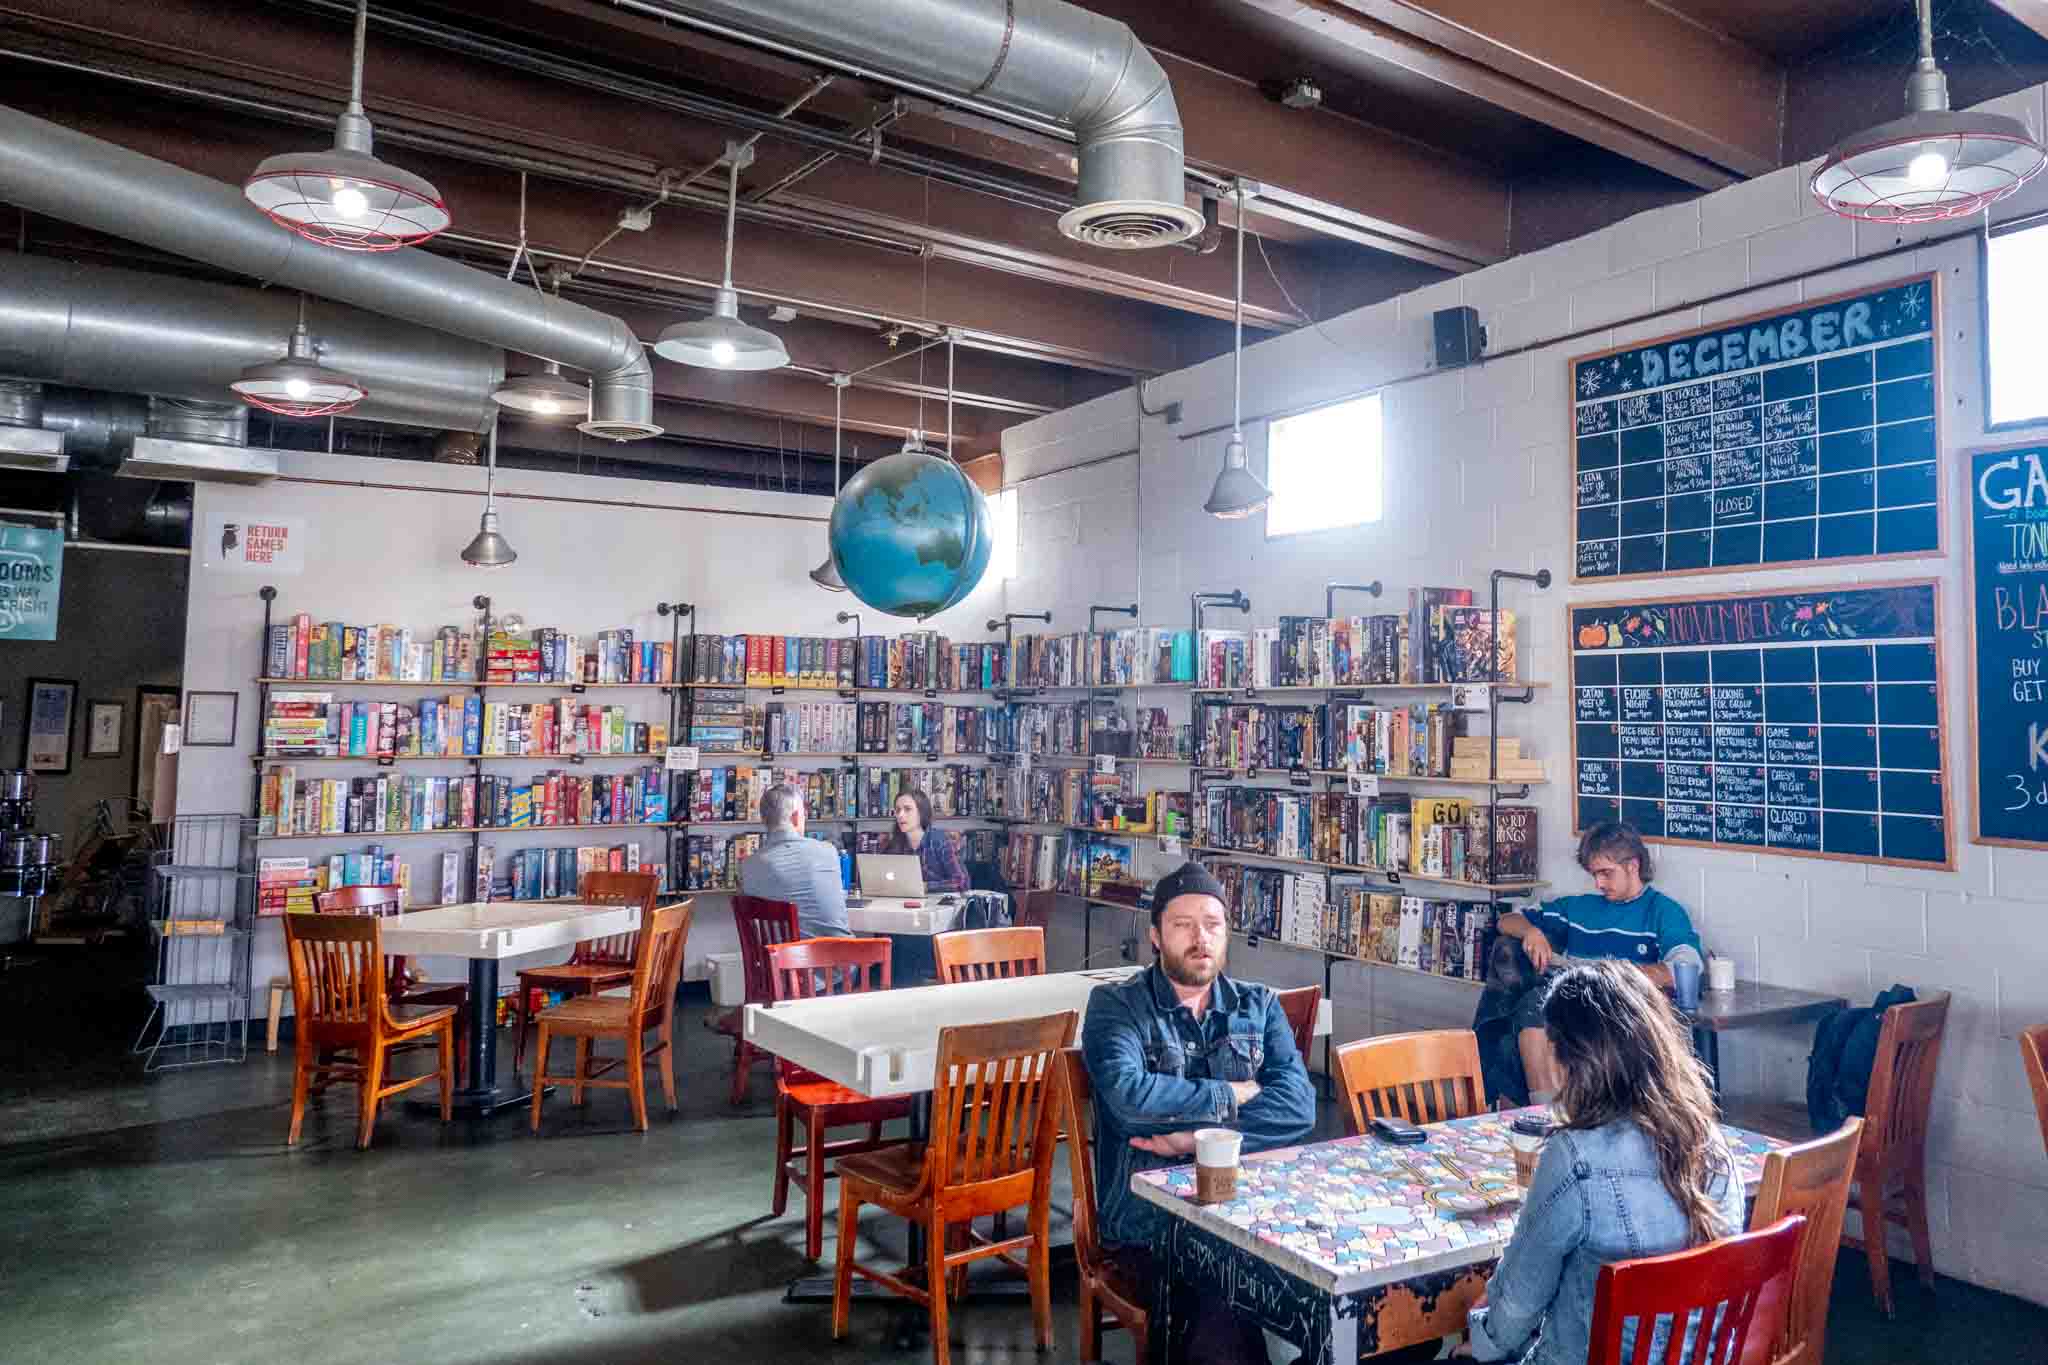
[1151, 861, 1228, 925]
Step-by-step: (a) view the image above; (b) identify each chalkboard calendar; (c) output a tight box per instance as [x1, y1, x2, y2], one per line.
[1572, 275, 1942, 582]
[1571, 581, 1951, 870]
[1965, 443, 2048, 849]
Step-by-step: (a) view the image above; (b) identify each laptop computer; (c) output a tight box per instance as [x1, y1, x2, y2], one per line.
[856, 853, 926, 899]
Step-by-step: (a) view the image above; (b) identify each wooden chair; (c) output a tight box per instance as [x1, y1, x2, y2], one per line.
[716, 895, 802, 1105]
[1055, 1047, 1147, 1363]
[283, 912, 455, 1149]
[831, 1010, 1077, 1365]
[1274, 984, 1321, 1062]
[530, 900, 693, 1133]
[2022, 1024, 2048, 1160]
[931, 925, 1045, 984]
[512, 870, 658, 1071]
[1843, 991, 1949, 1316]
[1586, 1215, 1804, 1365]
[315, 883, 468, 1081]
[1748, 1118, 1863, 1365]
[766, 936, 914, 1261]
[1334, 1028, 1486, 1133]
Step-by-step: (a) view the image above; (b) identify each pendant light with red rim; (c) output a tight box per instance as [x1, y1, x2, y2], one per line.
[1810, 0, 2046, 223]
[230, 294, 367, 417]
[241, 0, 450, 250]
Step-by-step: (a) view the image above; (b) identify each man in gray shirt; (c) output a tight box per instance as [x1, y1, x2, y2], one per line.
[737, 782, 849, 938]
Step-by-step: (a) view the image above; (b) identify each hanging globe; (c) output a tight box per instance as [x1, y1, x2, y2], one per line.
[827, 438, 992, 619]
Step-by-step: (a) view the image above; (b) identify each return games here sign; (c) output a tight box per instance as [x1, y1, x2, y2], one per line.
[1571, 275, 1942, 582]
[1570, 581, 1951, 870]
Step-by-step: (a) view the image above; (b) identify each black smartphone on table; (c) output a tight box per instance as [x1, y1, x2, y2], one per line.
[1370, 1116, 1428, 1145]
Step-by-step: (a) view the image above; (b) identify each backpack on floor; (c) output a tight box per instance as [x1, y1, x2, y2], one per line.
[958, 891, 1013, 932]
[1807, 983, 1916, 1134]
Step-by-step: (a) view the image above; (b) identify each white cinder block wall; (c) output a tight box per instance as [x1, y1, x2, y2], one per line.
[1000, 85, 2048, 1306]
[179, 451, 1003, 998]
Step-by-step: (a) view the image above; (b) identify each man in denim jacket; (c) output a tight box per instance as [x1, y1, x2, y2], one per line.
[1081, 863, 1317, 1360]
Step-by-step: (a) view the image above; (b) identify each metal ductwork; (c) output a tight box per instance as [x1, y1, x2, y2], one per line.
[0, 254, 500, 434]
[0, 104, 660, 440]
[622, 0, 1204, 250]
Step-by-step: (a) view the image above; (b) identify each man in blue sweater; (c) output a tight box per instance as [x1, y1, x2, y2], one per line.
[1477, 822, 1703, 1104]
[1082, 862, 1316, 1363]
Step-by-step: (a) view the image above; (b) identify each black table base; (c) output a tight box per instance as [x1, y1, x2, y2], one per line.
[401, 957, 545, 1121]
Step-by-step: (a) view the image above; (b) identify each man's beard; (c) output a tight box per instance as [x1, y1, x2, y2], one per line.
[1161, 942, 1223, 988]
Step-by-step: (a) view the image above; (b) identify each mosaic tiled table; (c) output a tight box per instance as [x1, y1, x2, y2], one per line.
[1131, 1109, 1785, 1364]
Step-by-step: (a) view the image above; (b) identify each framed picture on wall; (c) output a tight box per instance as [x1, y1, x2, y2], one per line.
[23, 677, 77, 774]
[183, 691, 238, 747]
[134, 686, 181, 821]
[85, 700, 125, 758]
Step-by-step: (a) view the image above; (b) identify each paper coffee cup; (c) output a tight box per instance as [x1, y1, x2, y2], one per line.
[1193, 1127, 1243, 1204]
[1508, 1114, 1554, 1189]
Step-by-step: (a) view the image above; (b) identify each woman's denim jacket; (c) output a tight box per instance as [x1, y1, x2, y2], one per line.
[1468, 1118, 1744, 1365]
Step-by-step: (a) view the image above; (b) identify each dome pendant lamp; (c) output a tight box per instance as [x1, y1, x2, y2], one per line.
[1205, 181, 1271, 519]
[492, 358, 589, 419]
[461, 417, 518, 569]
[1810, 0, 2046, 223]
[230, 294, 367, 417]
[654, 143, 790, 371]
[810, 374, 850, 592]
[242, 0, 450, 250]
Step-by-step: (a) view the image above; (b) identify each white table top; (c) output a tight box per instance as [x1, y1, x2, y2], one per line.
[378, 901, 642, 960]
[745, 965, 1334, 1099]
[845, 896, 963, 936]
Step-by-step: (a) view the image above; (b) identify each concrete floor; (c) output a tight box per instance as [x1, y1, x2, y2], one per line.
[2, 947, 2044, 1365]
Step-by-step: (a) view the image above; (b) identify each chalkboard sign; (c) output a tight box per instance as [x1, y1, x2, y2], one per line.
[1965, 443, 2048, 849]
[1571, 275, 1943, 583]
[1570, 581, 1951, 870]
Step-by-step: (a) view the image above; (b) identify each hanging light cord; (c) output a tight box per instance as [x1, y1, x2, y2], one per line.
[1917, 0, 1935, 69]
[721, 155, 739, 291]
[484, 414, 499, 512]
[1232, 180, 1244, 443]
[947, 334, 955, 453]
[347, 0, 368, 116]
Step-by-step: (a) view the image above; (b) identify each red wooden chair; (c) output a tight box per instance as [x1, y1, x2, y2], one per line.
[717, 895, 801, 1105]
[512, 870, 658, 1071]
[1274, 984, 1321, 1062]
[315, 884, 468, 1082]
[766, 936, 913, 1261]
[1586, 1215, 1805, 1365]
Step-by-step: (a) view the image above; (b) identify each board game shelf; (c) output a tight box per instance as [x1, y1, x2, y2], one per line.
[1191, 844, 1546, 896]
[260, 820, 682, 842]
[257, 750, 671, 764]
[257, 678, 680, 691]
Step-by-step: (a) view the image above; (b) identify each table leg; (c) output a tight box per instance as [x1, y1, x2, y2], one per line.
[1694, 1024, 1722, 1099]
[408, 957, 535, 1119]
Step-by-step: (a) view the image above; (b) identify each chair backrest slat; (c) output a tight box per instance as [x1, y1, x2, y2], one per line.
[573, 870, 659, 965]
[732, 895, 803, 1006]
[1274, 985, 1320, 1061]
[2021, 1024, 2048, 1161]
[926, 1011, 1075, 1189]
[1748, 1118, 1861, 1365]
[1334, 1029, 1486, 1132]
[1587, 1216, 1804, 1365]
[627, 900, 694, 1029]
[932, 926, 1045, 985]
[1862, 993, 1950, 1164]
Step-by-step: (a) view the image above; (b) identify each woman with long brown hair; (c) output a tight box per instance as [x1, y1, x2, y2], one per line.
[1459, 960, 1740, 1364]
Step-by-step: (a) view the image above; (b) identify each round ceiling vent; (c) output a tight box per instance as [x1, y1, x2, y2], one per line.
[575, 417, 665, 442]
[1057, 199, 1206, 250]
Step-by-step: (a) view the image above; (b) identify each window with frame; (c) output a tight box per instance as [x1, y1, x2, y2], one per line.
[1986, 219, 2048, 429]
[1264, 392, 1384, 538]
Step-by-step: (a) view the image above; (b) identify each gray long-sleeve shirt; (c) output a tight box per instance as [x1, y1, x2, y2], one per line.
[738, 829, 850, 938]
